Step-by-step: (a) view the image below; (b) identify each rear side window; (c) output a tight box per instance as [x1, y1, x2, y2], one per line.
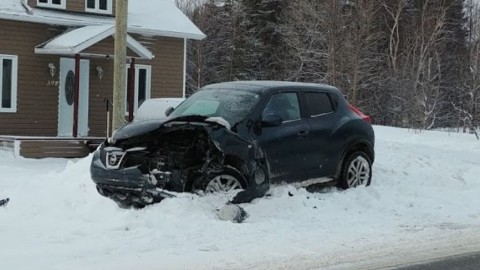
[305, 92, 334, 116]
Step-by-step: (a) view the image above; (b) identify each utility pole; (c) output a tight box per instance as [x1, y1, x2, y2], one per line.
[112, 0, 128, 131]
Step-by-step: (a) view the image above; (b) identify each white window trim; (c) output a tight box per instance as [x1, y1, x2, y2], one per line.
[85, 0, 113, 15]
[125, 64, 152, 115]
[37, 0, 66, 9]
[0, 54, 18, 113]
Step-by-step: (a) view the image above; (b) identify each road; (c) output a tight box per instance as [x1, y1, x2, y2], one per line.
[394, 251, 480, 270]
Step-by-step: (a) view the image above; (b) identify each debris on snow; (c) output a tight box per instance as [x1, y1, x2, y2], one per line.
[217, 204, 248, 223]
[0, 198, 9, 207]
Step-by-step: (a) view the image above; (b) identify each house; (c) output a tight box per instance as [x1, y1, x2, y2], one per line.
[0, 0, 204, 157]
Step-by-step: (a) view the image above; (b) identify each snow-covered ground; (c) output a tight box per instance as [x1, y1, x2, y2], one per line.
[1, 126, 480, 270]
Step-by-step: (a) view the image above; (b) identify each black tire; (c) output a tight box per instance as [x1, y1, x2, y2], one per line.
[338, 151, 372, 189]
[193, 166, 247, 193]
[115, 200, 137, 209]
[113, 198, 147, 209]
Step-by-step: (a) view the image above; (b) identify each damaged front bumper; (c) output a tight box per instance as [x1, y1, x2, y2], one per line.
[90, 116, 271, 207]
[91, 150, 176, 206]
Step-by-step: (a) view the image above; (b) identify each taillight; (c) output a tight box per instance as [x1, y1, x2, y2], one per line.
[348, 103, 372, 124]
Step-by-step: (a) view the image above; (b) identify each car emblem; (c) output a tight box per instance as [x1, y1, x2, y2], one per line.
[109, 154, 118, 165]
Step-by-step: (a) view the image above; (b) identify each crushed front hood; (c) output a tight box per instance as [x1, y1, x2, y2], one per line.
[112, 119, 168, 141]
[112, 115, 219, 142]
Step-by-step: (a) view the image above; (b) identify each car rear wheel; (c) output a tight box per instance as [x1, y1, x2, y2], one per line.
[194, 166, 247, 193]
[338, 151, 372, 189]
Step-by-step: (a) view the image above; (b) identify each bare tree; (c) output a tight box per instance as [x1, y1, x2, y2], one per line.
[378, 0, 449, 129]
[176, 0, 207, 94]
[379, 0, 406, 74]
[456, 0, 480, 138]
[281, 0, 329, 83]
[339, 0, 385, 107]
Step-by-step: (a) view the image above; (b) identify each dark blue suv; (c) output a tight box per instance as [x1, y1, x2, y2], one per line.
[91, 81, 375, 207]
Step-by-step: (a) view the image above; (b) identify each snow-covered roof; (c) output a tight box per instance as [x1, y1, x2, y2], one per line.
[128, 0, 205, 39]
[0, 0, 205, 40]
[35, 24, 154, 59]
[0, 0, 24, 14]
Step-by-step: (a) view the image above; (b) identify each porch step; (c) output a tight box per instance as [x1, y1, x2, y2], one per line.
[0, 136, 105, 159]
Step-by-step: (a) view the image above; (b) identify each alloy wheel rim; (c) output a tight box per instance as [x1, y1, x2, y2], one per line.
[346, 156, 370, 188]
[205, 175, 243, 193]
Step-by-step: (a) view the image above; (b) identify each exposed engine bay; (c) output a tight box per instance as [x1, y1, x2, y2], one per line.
[113, 123, 225, 192]
[91, 116, 269, 207]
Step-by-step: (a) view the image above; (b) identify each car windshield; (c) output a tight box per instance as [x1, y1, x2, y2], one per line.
[169, 89, 260, 126]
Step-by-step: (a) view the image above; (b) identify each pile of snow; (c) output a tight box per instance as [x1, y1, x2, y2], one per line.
[1, 126, 480, 270]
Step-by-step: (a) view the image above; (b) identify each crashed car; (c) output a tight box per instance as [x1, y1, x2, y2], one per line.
[90, 81, 375, 207]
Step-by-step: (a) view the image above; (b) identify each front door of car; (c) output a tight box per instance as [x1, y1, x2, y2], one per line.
[253, 92, 313, 183]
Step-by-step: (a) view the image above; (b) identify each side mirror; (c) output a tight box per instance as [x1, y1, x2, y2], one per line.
[261, 112, 282, 127]
[165, 107, 174, 117]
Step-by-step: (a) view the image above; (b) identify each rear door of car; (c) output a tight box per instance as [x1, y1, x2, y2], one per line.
[302, 90, 340, 178]
[253, 90, 313, 183]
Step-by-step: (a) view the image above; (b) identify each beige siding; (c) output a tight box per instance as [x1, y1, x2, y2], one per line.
[0, 20, 66, 136]
[135, 35, 184, 98]
[87, 57, 114, 137]
[20, 140, 90, 158]
[87, 36, 185, 137]
[0, 20, 184, 137]
[68, 0, 84, 13]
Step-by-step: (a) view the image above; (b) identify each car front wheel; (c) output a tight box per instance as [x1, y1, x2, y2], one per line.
[194, 166, 247, 193]
[338, 151, 372, 189]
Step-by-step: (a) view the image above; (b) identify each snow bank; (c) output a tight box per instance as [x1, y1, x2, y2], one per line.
[1, 126, 480, 269]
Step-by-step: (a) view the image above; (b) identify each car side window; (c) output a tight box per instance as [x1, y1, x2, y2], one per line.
[305, 92, 334, 116]
[263, 93, 301, 122]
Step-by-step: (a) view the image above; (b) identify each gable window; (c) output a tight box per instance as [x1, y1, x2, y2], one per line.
[37, 0, 66, 9]
[0, 55, 18, 113]
[126, 65, 151, 114]
[86, 0, 113, 14]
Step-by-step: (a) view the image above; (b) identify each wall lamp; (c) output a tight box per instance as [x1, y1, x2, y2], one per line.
[48, 62, 56, 78]
[96, 66, 104, 80]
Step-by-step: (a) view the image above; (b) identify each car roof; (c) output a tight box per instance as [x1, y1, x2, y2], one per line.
[201, 80, 341, 95]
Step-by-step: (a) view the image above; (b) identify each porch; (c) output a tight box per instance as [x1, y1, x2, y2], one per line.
[0, 136, 104, 158]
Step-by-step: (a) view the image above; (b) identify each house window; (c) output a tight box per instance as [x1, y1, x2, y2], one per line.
[126, 65, 151, 114]
[37, 0, 66, 9]
[0, 55, 18, 113]
[85, 0, 113, 14]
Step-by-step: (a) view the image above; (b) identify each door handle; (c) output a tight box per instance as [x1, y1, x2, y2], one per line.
[297, 130, 310, 137]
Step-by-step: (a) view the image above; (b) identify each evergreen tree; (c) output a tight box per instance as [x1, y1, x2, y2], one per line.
[239, 0, 289, 80]
[179, 0, 476, 132]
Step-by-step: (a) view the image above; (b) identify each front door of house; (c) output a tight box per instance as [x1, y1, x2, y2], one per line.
[58, 58, 89, 137]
